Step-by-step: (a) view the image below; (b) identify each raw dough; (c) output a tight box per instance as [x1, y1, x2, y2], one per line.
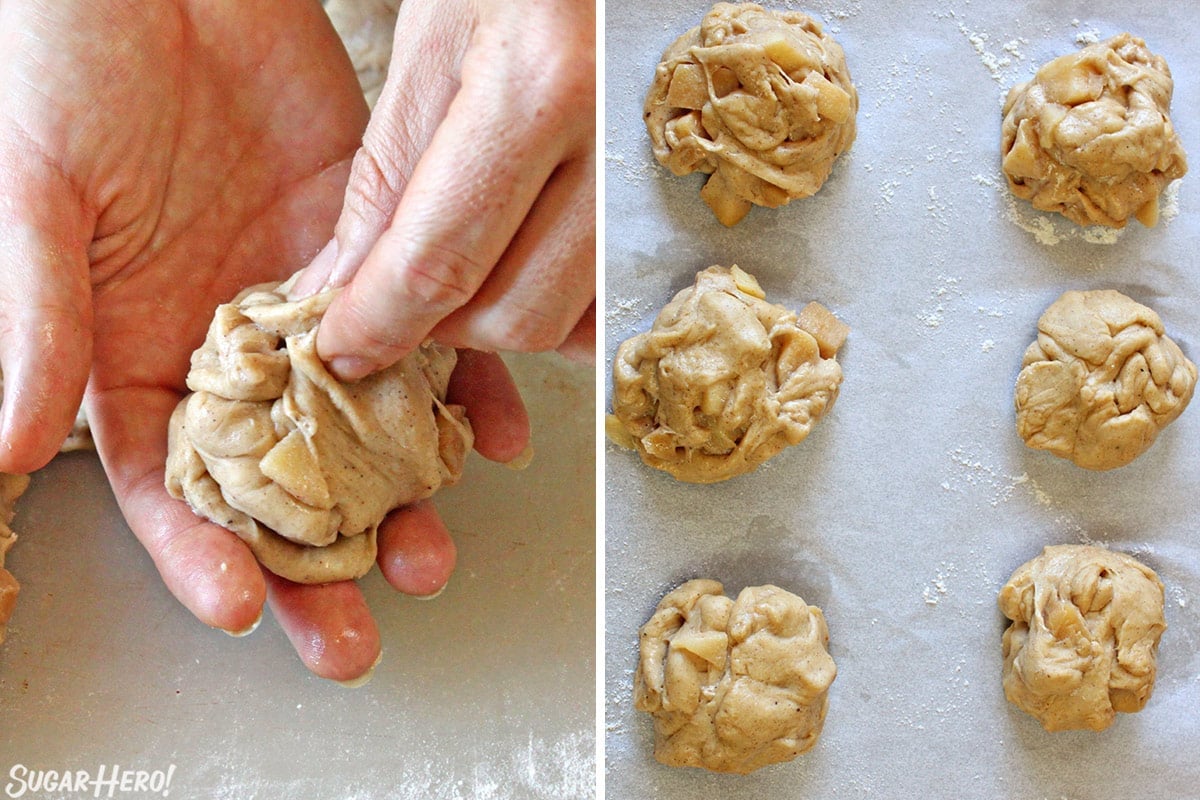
[633, 578, 836, 774]
[322, 0, 400, 108]
[0, 473, 30, 646]
[610, 265, 847, 483]
[999, 544, 1166, 732]
[1014, 289, 1196, 470]
[644, 2, 857, 226]
[165, 277, 473, 585]
[1001, 33, 1188, 228]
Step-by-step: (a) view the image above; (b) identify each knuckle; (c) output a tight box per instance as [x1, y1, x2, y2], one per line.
[484, 305, 571, 353]
[399, 240, 489, 310]
[339, 293, 410, 354]
[342, 146, 406, 231]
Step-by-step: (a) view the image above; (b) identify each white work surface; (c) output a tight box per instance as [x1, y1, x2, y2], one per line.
[0, 354, 594, 799]
[604, 1, 1200, 798]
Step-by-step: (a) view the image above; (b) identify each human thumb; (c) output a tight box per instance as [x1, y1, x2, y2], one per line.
[0, 156, 93, 474]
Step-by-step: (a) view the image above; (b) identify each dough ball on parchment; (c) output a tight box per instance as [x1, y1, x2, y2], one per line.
[634, 578, 836, 774]
[609, 265, 848, 484]
[165, 277, 472, 585]
[1015, 289, 1195, 470]
[999, 544, 1166, 732]
[1001, 33, 1187, 229]
[644, 2, 857, 226]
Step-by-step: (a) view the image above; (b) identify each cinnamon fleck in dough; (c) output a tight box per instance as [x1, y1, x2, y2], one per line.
[634, 578, 836, 774]
[165, 276, 473, 585]
[1001, 33, 1188, 228]
[1015, 289, 1196, 470]
[610, 265, 846, 483]
[644, 2, 857, 226]
[999, 545, 1166, 732]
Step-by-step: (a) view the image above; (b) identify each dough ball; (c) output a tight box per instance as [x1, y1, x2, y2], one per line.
[1015, 289, 1195, 470]
[634, 578, 836, 774]
[165, 277, 473, 584]
[999, 545, 1166, 732]
[0, 473, 30, 646]
[609, 265, 847, 483]
[1000, 33, 1188, 228]
[644, 2, 857, 226]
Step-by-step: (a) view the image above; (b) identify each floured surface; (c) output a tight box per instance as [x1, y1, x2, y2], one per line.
[606, 1, 1199, 797]
[0, 354, 594, 799]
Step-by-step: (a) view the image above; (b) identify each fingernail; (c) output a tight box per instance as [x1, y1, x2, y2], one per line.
[328, 356, 375, 383]
[410, 580, 450, 601]
[504, 443, 535, 471]
[334, 650, 383, 689]
[222, 609, 263, 638]
[288, 240, 339, 300]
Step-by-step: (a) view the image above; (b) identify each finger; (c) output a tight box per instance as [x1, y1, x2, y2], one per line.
[447, 349, 530, 464]
[429, 152, 595, 353]
[290, 0, 473, 299]
[264, 571, 382, 684]
[556, 301, 595, 363]
[0, 148, 93, 473]
[88, 386, 266, 634]
[316, 31, 588, 379]
[376, 500, 456, 597]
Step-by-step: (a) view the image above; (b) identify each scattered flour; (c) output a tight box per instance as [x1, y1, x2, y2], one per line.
[942, 447, 1062, 510]
[604, 294, 652, 334]
[955, 23, 1028, 85]
[916, 275, 962, 329]
[971, 171, 1124, 247]
[922, 563, 953, 606]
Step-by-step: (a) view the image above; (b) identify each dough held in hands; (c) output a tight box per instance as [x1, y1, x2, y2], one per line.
[165, 277, 473, 585]
[1000, 33, 1187, 228]
[1014, 289, 1195, 470]
[999, 545, 1166, 732]
[644, 2, 857, 226]
[634, 578, 836, 774]
[609, 265, 847, 483]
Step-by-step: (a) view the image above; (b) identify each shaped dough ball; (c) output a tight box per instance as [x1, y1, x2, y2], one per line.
[165, 277, 473, 584]
[1001, 33, 1187, 228]
[999, 545, 1166, 732]
[1015, 289, 1195, 470]
[634, 579, 836, 774]
[645, 2, 857, 226]
[610, 265, 847, 483]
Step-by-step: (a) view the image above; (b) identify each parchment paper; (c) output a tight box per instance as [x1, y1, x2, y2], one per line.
[0, 354, 593, 800]
[604, 2, 1200, 797]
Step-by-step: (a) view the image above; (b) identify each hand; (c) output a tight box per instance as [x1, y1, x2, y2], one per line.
[0, 0, 528, 681]
[292, 0, 596, 382]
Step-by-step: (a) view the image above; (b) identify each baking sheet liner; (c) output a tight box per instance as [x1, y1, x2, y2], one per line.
[604, 2, 1200, 797]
